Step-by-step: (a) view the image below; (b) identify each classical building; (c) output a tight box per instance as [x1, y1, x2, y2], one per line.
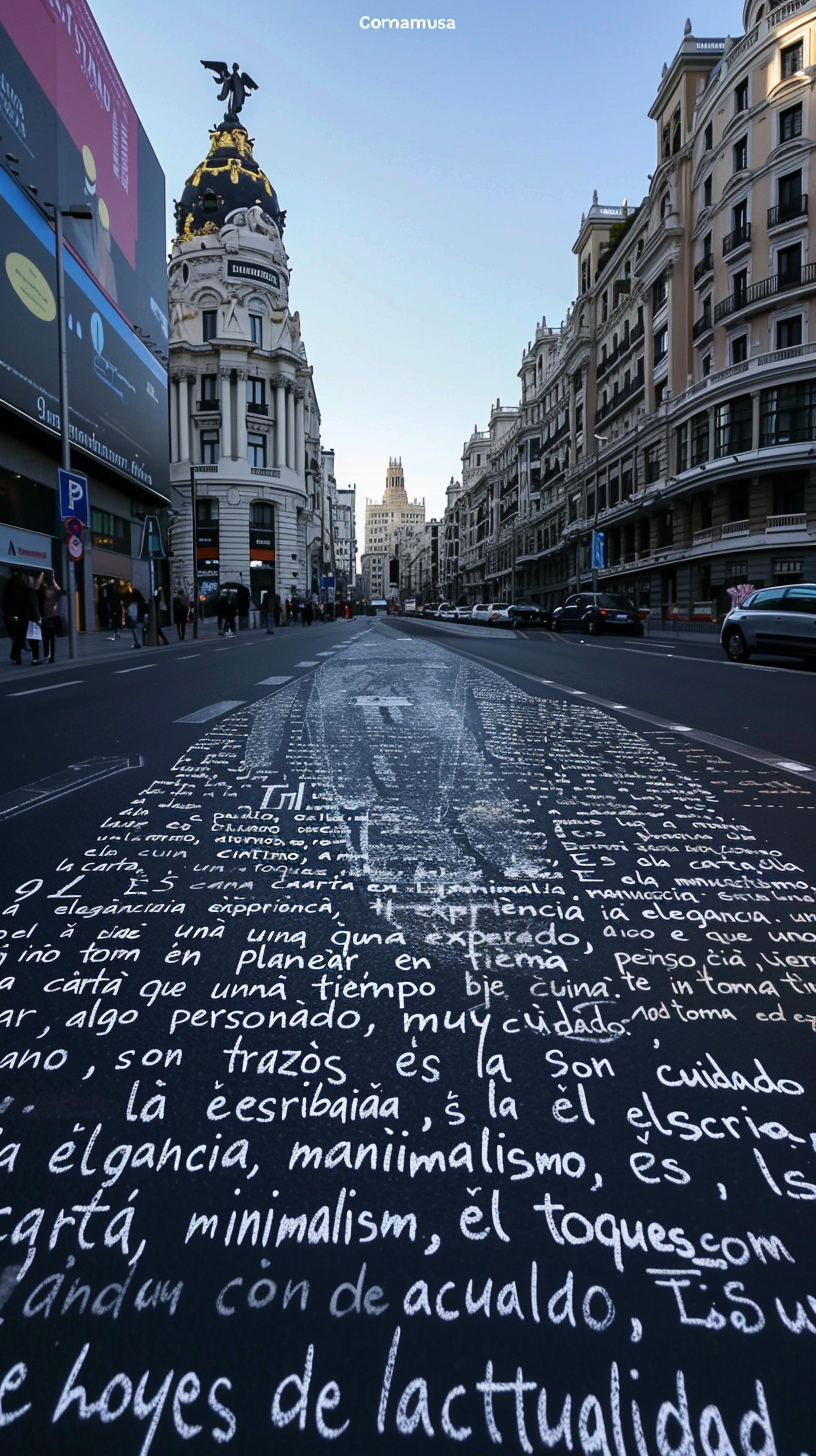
[335, 484, 358, 602]
[168, 81, 324, 612]
[361, 458, 426, 600]
[446, 0, 816, 616]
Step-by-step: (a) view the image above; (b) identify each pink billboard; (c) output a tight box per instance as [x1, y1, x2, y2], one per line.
[2, 0, 138, 268]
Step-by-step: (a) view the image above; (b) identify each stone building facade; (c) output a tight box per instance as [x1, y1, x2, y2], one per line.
[360, 459, 426, 601]
[168, 114, 324, 613]
[446, 0, 816, 616]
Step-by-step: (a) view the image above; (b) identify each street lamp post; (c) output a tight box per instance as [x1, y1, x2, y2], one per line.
[45, 201, 94, 660]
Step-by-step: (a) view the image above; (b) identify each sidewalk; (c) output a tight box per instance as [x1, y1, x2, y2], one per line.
[0, 620, 284, 681]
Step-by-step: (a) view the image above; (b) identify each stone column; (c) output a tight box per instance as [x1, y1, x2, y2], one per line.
[275, 377, 286, 468]
[236, 369, 248, 460]
[220, 368, 233, 461]
[286, 388, 295, 472]
[169, 376, 179, 463]
[179, 374, 191, 463]
[295, 388, 305, 483]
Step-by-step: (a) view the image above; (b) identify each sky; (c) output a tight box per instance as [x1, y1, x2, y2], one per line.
[89, 0, 747, 518]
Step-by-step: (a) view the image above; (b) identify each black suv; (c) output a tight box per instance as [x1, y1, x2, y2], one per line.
[551, 592, 643, 635]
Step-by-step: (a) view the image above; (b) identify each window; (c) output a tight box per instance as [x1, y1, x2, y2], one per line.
[776, 315, 803, 349]
[201, 429, 220, 464]
[652, 272, 668, 311]
[773, 475, 805, 514]
[735, 78, 748, 113]
[728, 197, 749, 250]
[733, 267, 748, 307]
[728, 483, 750, 522]
[250, 502, 274, 529]
[654, 327, 668, 363]
[704, 120, 713, 150]
[676, 425, 688, 475]
[703, 175, 712, 208]
[247, 432, 267, 469]
[702, 354, 712, 377]
[715, 395, 752, 455]
[778, 242, 802, 285]
[247, 376, 266, 413]
[780, 103, 803, 142]
[760, 382, 816, 445]
[690, 410, 710, 467]
[91, 509, 129, 554]
[731, 333, 748, 364]
[249, 313, 263, 345]
[199, 373, 218, 406]
[202, 310, 217, 342]
[776, 169, 804, 222]
[781, 40, 803, 79]
[781, 585, 816, 612]
[196, 498, 219, 524]
[733, 136, 748, 172]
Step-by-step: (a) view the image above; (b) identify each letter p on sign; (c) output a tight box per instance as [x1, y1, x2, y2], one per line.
[58, 469, 90, 527]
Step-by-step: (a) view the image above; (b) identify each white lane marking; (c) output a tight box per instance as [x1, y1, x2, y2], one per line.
[356, 696, 412, 707]
[316, 651, 336, 656]
[294, 660, 319, 667]
[257, 676, 292, 686]
[115, 664, 157, 674]
[175, 700, 245, 724]
[0, 754, 143, 821]
[178, 654, 200, 660]
[213, 647, 230, 653]
[7, 679, 83, 698]
[452, 646, 816, 784]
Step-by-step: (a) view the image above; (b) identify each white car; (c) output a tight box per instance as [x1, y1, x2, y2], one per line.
[470, 603, 491, 623]
[488, 603, 510, 625]
[435, 602, 457, 620]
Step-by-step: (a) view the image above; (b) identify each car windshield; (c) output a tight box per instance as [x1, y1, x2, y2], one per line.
[597, 594, 636, 610]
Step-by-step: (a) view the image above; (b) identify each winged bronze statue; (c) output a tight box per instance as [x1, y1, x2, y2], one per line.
[201, 61, 258, 120]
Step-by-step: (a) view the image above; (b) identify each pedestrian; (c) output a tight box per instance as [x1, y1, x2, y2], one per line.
[23, 572, 43, 665]
[2, 568, 29, 665]
[125, 592, 143, 648]
[153, 586, 170, 646]
[273, 595, 282, 629]
[225, 589, 237, 636]
[217, 585, 229, 636]
[173, 586, 190, 641]
[303, 598, 314, 627]
[38, 570, 63, 663]
[261, 590, 275, 634]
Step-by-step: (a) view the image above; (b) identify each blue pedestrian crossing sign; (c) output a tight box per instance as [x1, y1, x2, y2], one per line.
[58, 469, 90, 526]
[139, 515, 167, 561]
[591, 529, 605, 570]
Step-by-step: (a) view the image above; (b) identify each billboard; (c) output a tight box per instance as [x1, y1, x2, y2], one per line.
[0, 0, 169, 493]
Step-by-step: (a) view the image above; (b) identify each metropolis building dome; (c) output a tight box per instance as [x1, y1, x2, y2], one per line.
[167, 66, 325, 618]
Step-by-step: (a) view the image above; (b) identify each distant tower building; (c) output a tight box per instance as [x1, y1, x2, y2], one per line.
[167, 70, 323, 614]
[362, 458, 425, 600]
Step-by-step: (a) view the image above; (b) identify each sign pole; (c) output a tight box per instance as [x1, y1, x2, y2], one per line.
[54, 208, 79, 661]
[190, 465, 199, 641]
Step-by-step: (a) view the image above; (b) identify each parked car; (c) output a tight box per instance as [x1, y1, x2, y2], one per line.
[470, 603, 492, 624]
[453, 604, 472, 622]
[504, 603, 546, 629]
[488, 603, 511, 625]
[436, 602, 457, 620]
[720, 583, 816, 666]
[551, 592, 644, 635]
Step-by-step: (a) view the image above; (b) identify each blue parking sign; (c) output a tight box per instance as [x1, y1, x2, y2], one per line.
[58, 469, 90, 526]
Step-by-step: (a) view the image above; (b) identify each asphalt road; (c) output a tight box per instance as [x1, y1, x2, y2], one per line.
[0, 619, 814, 1454]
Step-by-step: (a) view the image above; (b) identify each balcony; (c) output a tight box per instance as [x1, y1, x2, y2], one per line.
[196, 397, 219, 412]
[767, 195, 808, 230]
[693, 528, 716, 546]
[692, 311, 713, 341]
[694, 253, 714, 285]
[766, 512, 807, 532]
[723, 222, 751, 256]
[721, 519, 750, 537]
[714, 261, 816, 321]
[247, 401, 269, 416]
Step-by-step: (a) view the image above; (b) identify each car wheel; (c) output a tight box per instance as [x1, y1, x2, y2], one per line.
[552, 619, 562, 633]
[724, 629, 750, 663]
[587, 618, 599, 635]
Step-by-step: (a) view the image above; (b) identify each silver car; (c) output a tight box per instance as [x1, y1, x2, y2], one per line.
[721, 583, 816, 665]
